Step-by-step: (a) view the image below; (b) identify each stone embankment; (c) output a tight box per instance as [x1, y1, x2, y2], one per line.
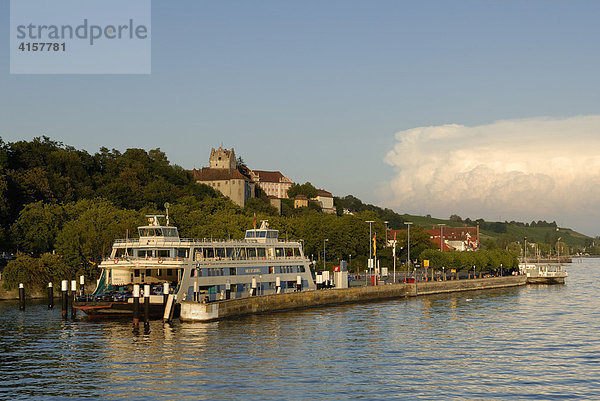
[180, 275, 527, 322]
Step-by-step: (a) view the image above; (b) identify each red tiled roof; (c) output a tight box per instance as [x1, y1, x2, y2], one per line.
[251, 170, 290, 183]
[191, 168, 251, 182]
[316, 189, 333, 198]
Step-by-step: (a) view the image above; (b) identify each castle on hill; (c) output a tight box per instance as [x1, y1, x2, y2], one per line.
[191, 146, 334, 212]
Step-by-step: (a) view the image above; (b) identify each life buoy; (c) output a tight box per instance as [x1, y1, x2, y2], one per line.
[114, 258, 119, 264]
[158, 258, 163, 264]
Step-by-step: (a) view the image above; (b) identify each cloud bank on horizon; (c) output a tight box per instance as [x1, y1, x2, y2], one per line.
[382, 115, 600, 236]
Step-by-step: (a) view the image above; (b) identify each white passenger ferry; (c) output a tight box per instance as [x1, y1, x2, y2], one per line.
[519, 263, 568, 284]
[75, 214, 315, 316]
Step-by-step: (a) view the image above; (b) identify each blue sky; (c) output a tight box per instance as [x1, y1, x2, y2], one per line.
[2, 1, 600, 235]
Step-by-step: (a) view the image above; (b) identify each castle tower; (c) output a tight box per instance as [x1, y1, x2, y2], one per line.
[209, 147, 236, 170]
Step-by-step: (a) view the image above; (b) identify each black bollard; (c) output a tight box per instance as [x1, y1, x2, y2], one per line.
[47, 282, 54, 309]
[132, 284, 140, 330]
[193, 281, 198, 302]
[296, 276, 302, 292]
[275, 277, 281, 294]
[70, 280, 77, 320]
[18, 283, 25, 310]
[79, 275, 85, 299]
[61, 280, 68, 319]
[143, 284, 150, 333]
[251, 277, 257, 296]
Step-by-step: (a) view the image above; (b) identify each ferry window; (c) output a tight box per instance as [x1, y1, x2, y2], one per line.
[177, 248, 188, 258]
[247, 248, 257, 258]
[293, 248, 300, 257]
[285, 248, 293, 257]
[276, 248, 284, 257]
[257, 248, 266, 258]
[157, 250, 170, 258]
[220, 268, 224, 276]
[267, 248, 274, 258]
[146, 269, 151, 276]
[134, 269, 140, 277]
[155, 228, 163, 236]
[194, 248, 202, 261]
[268, 231, 277, 239]
[246, 231, 255, 238]
[237, 248, 246, 260]
[258, 231, 267, 238]
[226, 248, 234, 259]
[229, 268, 236, 275]
[166, 269, 173, 276]
[299, 266, 305, 272]
[215, 248, 225, 258]
[269, 266, 274, 274]
[203, 248, 215, 258]
[137, 250, 148, 258]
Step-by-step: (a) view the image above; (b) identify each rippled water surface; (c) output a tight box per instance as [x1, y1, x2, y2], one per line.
[2, 259, 600, 400]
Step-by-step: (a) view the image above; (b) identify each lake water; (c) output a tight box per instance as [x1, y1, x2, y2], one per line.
[1, 259, 600, 400]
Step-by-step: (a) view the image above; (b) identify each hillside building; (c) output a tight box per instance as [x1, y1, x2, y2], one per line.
[312, 189, 335, 214]
[388, 225, 480, 251]
[191, 146, 255, 207]
[250, 170, 293, 199]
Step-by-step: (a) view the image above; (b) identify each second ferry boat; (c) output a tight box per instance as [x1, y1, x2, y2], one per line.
[75, 214, 316, 317]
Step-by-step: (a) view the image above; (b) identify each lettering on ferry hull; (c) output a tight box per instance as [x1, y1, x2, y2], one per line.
[244, 268, 261, 274]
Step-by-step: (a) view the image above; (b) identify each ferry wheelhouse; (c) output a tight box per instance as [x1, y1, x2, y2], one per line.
[77, 215, 315, 316]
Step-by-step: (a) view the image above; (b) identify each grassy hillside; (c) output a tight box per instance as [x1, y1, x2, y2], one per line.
[398, 214, 589, 248]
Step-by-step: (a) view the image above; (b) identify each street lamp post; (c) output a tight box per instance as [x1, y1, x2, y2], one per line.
[384, 221, 389, 246]
[439, 223, 446, 252]
[366, 221, 375, 285]
[405, 222, 413, 279]
[323, 239, 329, 272]
[349, 254, 352, 274]
[393, 240, 396, 284]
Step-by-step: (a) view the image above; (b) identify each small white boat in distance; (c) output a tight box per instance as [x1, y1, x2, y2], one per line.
[519, 263, 568, 284]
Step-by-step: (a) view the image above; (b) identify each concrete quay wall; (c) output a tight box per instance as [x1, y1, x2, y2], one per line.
[180, 275, 527, 322]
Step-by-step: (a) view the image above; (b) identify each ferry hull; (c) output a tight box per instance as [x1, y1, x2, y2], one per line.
[526, 276, 566, 285]
[73, 301, 171, 318]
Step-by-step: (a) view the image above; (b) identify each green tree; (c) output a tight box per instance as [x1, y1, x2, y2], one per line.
[287, 182, 318, 199]
[55, 199, 139, 276]
[11, 201, 67, 255]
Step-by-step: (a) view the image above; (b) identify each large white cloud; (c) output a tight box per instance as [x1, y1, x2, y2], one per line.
[381, 116, 600, 235]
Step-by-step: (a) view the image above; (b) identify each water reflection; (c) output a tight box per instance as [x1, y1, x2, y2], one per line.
[2, 260, 600, 399]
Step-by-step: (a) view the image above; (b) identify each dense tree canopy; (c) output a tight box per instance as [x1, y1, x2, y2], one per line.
[0, 137, 595, 290]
